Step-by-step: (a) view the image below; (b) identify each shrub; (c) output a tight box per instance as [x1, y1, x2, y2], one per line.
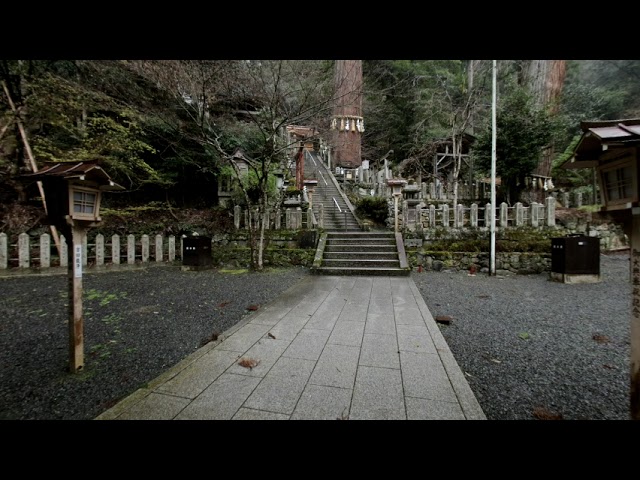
[356, 196, 388, 225]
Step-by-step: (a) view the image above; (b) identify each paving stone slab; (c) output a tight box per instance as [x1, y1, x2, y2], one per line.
[225, 338, 291, 377]
[364, 312, 396, 335]
[405, 396, 466, 420]
[175, 373, 261, 420]
[400, 350, 458, 403]
[282, 328, 330, 361]
[350, 365, 406, 420]
[232, 408, 290, 420]
[291, 384, 352, 420]
[358, 333, 400, 369]
[327, 321, 365, 347]
[115, 392, 191, 420]
[215, 323, 273, 353]
[308, 344, 360, 389]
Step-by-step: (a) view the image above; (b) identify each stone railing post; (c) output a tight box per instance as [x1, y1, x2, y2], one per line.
[456, 204, 464, 227]
[95, 234, 104, 266]
[112, 235, 120, 264]
[575, 192, 583, 208]
[168, 235, 176, 262]
[40, 233, 50, 268]
[470, 203, 478, 227]
[442, 204, 450, 228]
[429, 204, 436, 227]
[127, 235, 136, 264]
[318, 204, 323, 229]
[429, 182, 435, 199]
[531, 202, 540, 227]
[562, 192, 570, 208]
[155, 234, 163, 262]
[18, 233, 29, 269]
[500, 202, 508, 228]
[546, 197, 556, 226]
[0, 233, 7, 269]
[141, 235, 149, 263]
[515, 202, 524, 226]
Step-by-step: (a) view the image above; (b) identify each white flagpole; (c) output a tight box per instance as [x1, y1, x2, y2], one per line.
[490, 60, 497, 276]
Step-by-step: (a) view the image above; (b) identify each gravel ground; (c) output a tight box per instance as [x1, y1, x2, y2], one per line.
[0, 252, 632, 420]
[412, 250, 631, 420]
[0, 264, 309, 420]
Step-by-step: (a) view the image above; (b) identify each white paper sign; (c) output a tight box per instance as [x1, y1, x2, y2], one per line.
[74, 245, 82, 278]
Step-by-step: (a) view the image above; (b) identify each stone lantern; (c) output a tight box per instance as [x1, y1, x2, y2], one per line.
[387, 179, 407, 232]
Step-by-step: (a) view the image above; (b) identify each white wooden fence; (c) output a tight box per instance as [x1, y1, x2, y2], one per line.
[0, 233, 180, 271]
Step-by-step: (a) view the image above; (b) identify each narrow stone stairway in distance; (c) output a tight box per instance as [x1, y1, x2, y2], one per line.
[305, 151, 410, 276]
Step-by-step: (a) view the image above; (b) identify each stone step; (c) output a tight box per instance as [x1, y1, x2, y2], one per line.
[324, 252, 399, 260]
[321, 259, 401, 268]
[326, 240, 395, 246]
[324, 244, 398, 252]
[312, 266, 410, 276]
[326, 232, 395, 238]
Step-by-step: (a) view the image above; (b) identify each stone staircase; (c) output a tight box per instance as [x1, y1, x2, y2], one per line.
[305, 151, 409, 276]
[304, 152, 361, 232]
[311, 231, 410, 276]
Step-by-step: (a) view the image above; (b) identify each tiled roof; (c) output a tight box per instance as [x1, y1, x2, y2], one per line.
[563, 118, 640, 169]
[24, 161, 123, 190]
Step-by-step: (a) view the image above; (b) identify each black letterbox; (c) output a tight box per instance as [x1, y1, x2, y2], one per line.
[551, 235, 600, 275]
[182, 236, 213, 267]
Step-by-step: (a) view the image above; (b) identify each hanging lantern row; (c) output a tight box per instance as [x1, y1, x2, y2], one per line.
[330, 115, 365, 133]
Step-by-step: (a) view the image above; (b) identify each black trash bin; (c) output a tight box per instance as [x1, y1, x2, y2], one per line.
[550, 234, 600, 283]
[182, 236, 213, 269]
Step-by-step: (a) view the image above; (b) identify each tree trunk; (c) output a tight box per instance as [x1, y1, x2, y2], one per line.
[2, 79, 62, 257]
[332, 60, 363, 168]
[522, 60, 567, 179]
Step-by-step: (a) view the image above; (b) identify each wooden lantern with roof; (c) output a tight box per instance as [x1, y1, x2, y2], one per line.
[24, 160, 123, 229]
[24, 160, 123, 373]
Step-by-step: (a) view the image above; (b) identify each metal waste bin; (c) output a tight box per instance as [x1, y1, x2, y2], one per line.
[182, 236, 212, 267]
[551, 235, 600, 275]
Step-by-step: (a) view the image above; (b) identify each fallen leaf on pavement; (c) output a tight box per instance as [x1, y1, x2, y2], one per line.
[238, 357, 260, 369]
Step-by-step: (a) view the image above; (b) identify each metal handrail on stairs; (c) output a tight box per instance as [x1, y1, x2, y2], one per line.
[333, 197, 347, 231]
[318, 170, 328, 186]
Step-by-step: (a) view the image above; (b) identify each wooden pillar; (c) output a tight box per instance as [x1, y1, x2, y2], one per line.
[68, 226, 87, 373]
[632, 211, 640, 420]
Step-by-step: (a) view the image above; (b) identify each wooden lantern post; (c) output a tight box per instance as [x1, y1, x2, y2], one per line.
[24, 161, 123, 373]
[562, 119, 640, 419]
